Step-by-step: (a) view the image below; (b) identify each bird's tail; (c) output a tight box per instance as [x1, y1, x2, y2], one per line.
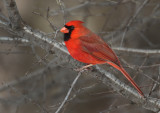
[107, 61, 144, 97]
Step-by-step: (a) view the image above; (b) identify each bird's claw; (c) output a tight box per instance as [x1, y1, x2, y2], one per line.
[74, 64, 93, 72]
[74, 67, 88, 72]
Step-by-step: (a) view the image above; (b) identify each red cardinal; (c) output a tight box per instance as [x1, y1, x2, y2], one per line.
[60, 20, 144, 97]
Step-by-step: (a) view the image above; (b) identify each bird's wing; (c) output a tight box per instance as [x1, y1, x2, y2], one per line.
[79, 34, 120, 65]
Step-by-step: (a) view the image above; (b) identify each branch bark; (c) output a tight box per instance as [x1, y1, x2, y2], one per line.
[3, 0, 23, 29]
[113, 47, 160, 54]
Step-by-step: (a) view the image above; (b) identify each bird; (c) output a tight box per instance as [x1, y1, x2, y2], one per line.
[60, 20, 144, 97]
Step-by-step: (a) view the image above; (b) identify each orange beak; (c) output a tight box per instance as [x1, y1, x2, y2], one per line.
[60, 27, 69, 33]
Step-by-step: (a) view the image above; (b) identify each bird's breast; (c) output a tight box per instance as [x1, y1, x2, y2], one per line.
[65, 38, 81, 58]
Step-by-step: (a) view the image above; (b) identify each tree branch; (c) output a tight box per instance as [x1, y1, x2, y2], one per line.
[113, 47, 160, 54]
[55, 70, 83, 113]
[3, 0, 23, 29]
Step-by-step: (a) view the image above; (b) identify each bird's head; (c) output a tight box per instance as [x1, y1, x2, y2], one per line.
[60, 20, 84, 33]
[60, 20, 84, 41]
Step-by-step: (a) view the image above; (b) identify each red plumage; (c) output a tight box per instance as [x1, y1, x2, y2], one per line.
[60, 20, 144, 97]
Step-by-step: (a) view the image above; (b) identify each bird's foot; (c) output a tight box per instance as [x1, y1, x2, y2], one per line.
[74, 64, 93, 71]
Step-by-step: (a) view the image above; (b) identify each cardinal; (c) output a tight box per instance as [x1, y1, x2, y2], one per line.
[60, 20, 144, 97]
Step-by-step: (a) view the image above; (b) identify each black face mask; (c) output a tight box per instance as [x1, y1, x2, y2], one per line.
[64, 25, 75, 41]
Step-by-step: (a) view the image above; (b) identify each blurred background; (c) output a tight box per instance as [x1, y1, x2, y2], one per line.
[0, 0, 160, 113]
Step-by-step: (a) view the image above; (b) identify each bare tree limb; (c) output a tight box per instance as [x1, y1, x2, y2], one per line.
[113, 47, 160, 54]
[55, 70, 83, 113]
[3, 0, 23, 29]
[0, 36, 29, 43]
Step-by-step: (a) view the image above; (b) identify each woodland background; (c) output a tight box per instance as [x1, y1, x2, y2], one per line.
[0, 0, 160, 113]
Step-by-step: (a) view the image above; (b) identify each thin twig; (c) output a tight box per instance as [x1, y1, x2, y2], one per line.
[101, 103, 131, 113]
[10, 86, 49, 113]
[113, 47, 160, 54]
[120, 0, 149, 47]
[56, 0, 66, 25]
[32, 11, 58, 31]
[0, 58, 59, 92]
[136, 30, 160, 48]
[55, 70, 84, 113]
[50, 1, 118, 17]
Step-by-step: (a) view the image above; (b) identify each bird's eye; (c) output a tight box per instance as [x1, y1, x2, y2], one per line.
[70, 26, 74, 30]
[64, 25, 74, 30]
